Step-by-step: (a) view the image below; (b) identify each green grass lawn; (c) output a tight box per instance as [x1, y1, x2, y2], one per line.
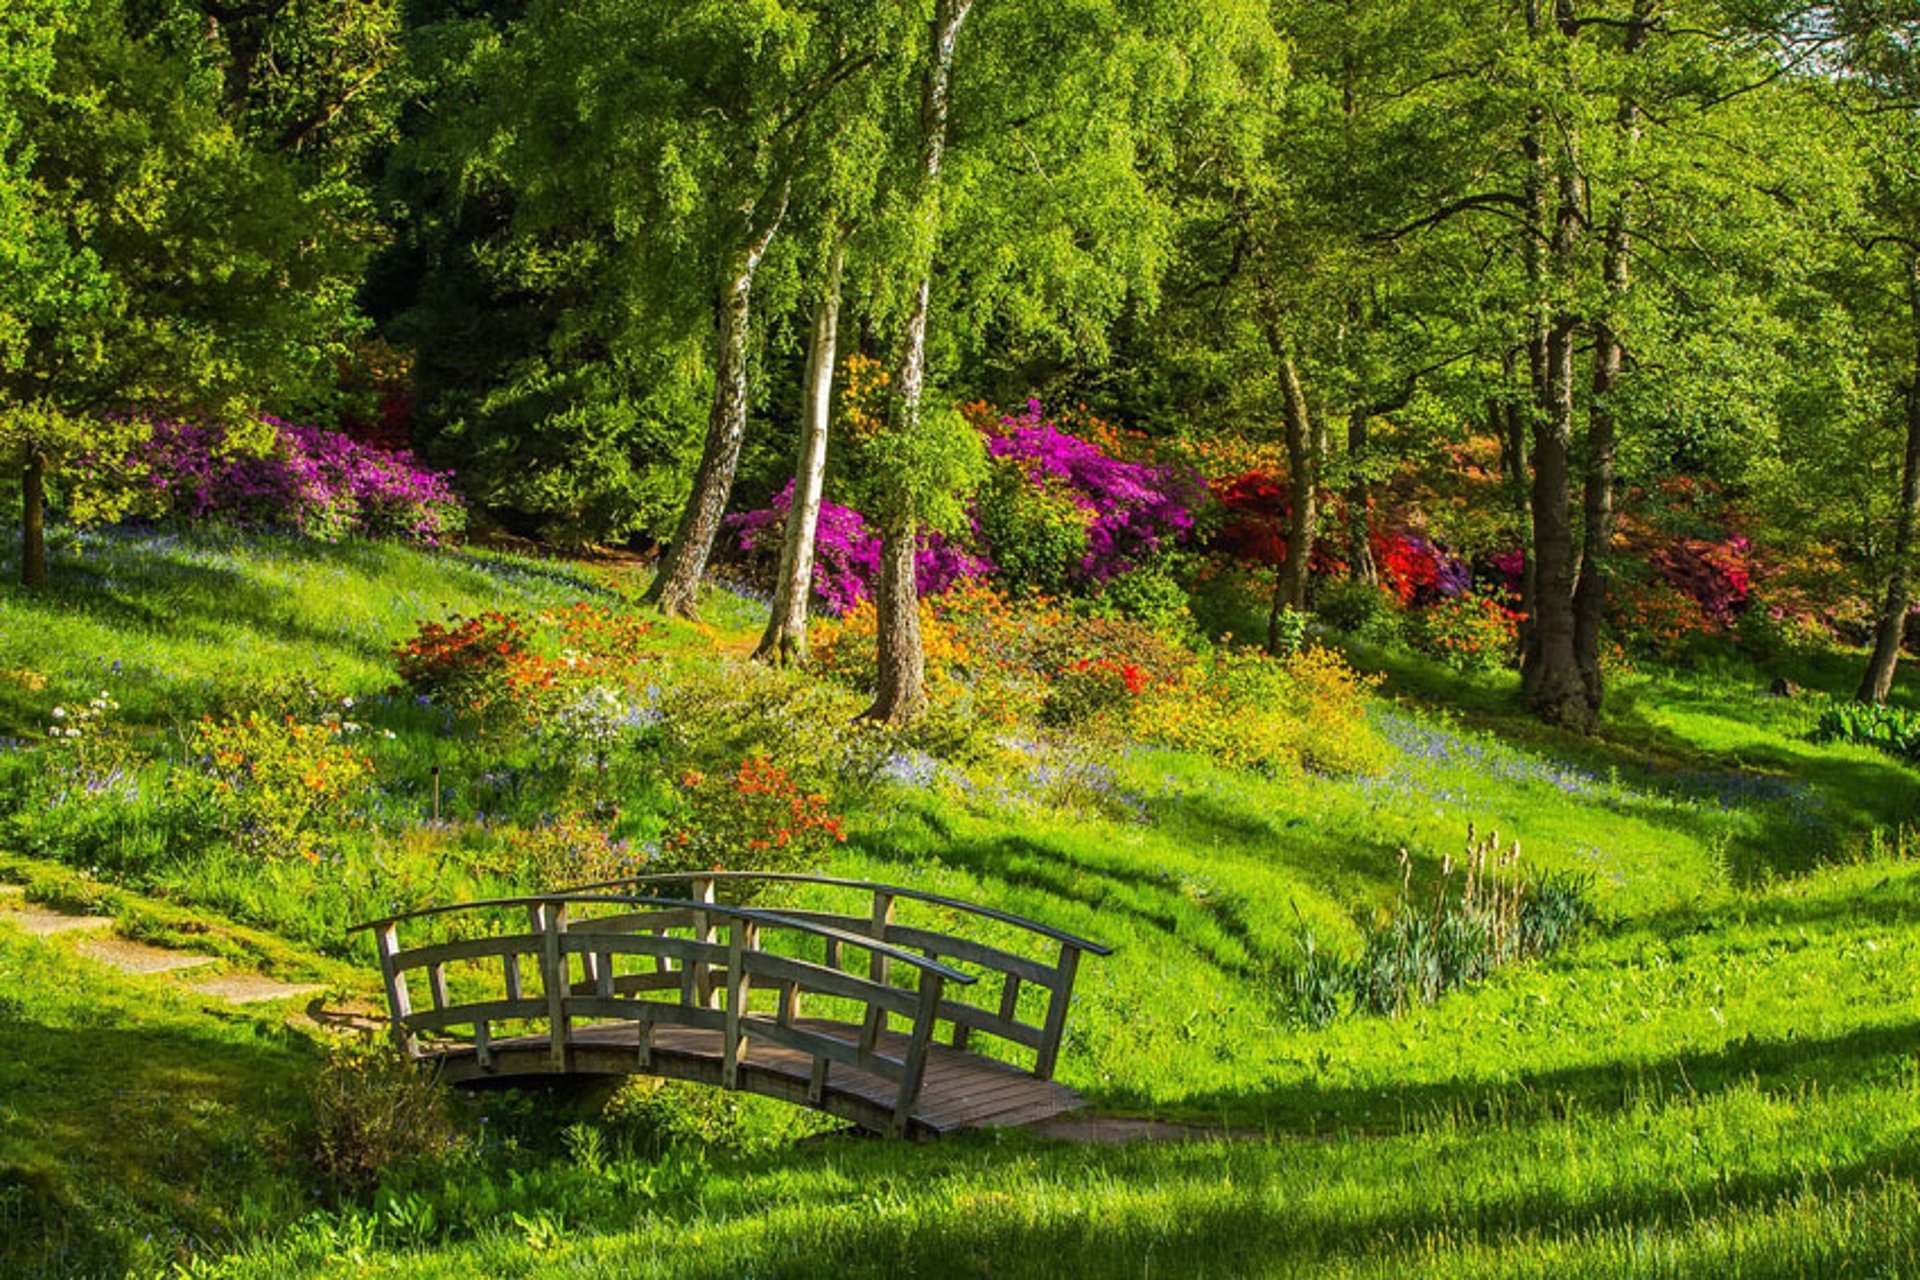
[5, 527, 1920, 1278]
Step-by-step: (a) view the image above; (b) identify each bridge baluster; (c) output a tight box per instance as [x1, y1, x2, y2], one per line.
[691, 876, 717, 1010]
[891, 970, 947, 1137]
[542, 900, 571, 1071]
[721, 920, 757, 1089]
[1033, 943, 1083, 1081]
[859, 891, 895, 1054]
[374, 922, 418, 1059]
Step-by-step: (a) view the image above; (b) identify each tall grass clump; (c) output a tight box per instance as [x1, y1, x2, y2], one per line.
[1286, 825, 1598, 1026]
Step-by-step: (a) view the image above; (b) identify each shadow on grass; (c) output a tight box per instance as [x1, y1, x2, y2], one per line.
[1143, 1017, 1920, 1135]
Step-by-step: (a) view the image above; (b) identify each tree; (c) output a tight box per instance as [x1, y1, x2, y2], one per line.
[0, 0, 391, 586]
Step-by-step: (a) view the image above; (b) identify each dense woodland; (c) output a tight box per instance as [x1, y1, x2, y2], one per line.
[11, 2, 1920, 731]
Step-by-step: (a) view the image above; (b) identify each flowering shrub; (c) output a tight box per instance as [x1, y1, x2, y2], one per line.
[504, 814, 645, 887]
[727, 481, 990, 616]
[1043, 656, 1152, 729]
[1413, 592, 1522, 673]
[393, 612, 557, 728]
[1131, 646, 1383, 775]
[173, 712, 374, 861]
[106, 416, 464, 543]
[971, 455, 1092, 597]
[658, 756, 846, 876]
[977, 400, 1201, 584]
[1376, 533, 1471, 606]
[43, 691, 140, 801]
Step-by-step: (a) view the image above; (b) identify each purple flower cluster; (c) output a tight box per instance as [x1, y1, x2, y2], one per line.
[123, 416, 464, 544]
[728, 481, 991, 615]
[983, 401, 1200, 582]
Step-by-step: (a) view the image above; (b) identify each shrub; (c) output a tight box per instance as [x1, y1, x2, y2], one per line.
[1412, 591, 1521, 673]
[310, 1044, 467, 1194]
[1813, 702, 1920, 762]
[1314, 579, 1404, 647]
[1083, 560, 1198, 640]
[392, 612, 559, 731]
[657, 756, 846, 877]
[106, 416, 464, 543]
[172, 712, 374, 861]
[504, 814, 646, 889]
[1267, 606, 1309, 657]
[970, 455, 1091, 597]
[1042, 656, 1152, 730]
[1131, 645, 1383, 776]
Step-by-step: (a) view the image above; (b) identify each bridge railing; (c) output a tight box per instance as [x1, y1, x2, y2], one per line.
[557, 872, 1113, 1081]
[351, 892, 978, 1136]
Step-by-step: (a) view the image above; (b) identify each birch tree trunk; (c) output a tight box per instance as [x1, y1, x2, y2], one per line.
[1345, 405, 1377, 585]
[646, 192, 788, 619]
[1858, 255, 1920, 704]
[864, 0, 974, 724]
[754, 240, 846, 665]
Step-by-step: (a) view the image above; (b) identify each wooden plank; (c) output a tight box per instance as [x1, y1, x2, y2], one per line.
[404, 998, 547, 1034]
[722, 922, 752, 1089]
[860, 893, 894, 1055]
[568, 908, 700, 933]
[566, 998, 726, 1034]
[745, 950, 925, 1019]
[503, 953, 523, 1002]
[891, 973, 944, 1136]
[543, 902, 571, 1070]
[933, 996, 1044, 1050]
[563, 933, 727, 967]
[737, 1015, 904, 1084]
[394, 932, 542, 972]
[374, 923, 418, 1059]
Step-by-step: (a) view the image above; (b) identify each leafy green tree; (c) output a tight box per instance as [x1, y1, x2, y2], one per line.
[0, 0, 389, 586]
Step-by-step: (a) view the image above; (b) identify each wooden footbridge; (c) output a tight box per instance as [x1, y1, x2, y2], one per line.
[353, 872, 1111, 1138]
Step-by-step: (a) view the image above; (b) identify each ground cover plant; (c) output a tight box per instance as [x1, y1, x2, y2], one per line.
[5, 528, 1920, 1278]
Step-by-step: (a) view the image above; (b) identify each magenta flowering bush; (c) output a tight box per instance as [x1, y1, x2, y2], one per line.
[728, 481, 991, 615]
[981, 401, 1201, 583]
[117, 416, 464, 544]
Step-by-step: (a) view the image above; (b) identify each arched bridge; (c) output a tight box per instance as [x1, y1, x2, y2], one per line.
[353, 873, 1112, 1138]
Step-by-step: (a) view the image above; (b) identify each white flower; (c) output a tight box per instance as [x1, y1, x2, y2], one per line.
[50, 707, 65, 719]
[382, 729, 397, 740]
[341, 696, 355, 709]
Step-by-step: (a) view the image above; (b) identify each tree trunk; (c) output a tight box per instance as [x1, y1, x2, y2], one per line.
[646, 192, 788, 620]
[1345, 405, 1376, 586]
[1517, 48, 1551, 692]
[754, 240, 846, 665]
[1572, 2, 1645, 714]
[863, 0, 974, 724]
[1272, 342, 1317, 626]
[1525, 138, 1592, 731]
[21, 449, 47, 589]
[1858, 256, 1920, 704]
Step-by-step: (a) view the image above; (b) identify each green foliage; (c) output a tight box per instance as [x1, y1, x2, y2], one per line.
[970, 456, 1089, 597]
[1314, 579, 1404, 648]
[309, 1043, 467, 1195]
[1813, 701, 1920, 763]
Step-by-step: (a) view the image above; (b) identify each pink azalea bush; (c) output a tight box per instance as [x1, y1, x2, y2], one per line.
[113, 416, 464, 543]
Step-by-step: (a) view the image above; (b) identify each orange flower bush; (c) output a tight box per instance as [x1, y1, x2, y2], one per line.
[392, 606, 657, 731]
[658, 755, 847, 877]
[1412, 591, 1522, 673]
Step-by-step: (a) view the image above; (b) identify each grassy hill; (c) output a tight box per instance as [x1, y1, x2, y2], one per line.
[5, 528, 1920, 1278]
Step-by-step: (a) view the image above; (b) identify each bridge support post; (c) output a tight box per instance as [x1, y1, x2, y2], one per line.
[540, 900, 571, 1072]
[374, 923, 418, 1059]
[859, 891, 895, 1054]
[691, 876, 717, 1010]
[891, 971, 946, 1137]
[722, 921, 756, 1090]
[1034, 944, 1082, 1081]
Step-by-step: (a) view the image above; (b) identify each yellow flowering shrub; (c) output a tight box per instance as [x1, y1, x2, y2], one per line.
[1130, 644, 1383, 776]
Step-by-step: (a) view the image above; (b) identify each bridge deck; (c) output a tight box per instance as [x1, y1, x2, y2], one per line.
[431, 1016, 1084, 1136]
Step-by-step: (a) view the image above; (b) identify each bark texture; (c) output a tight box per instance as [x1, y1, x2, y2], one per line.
[1269, 343, 1318, 647]
[754, 240, 845, 666]
[864, 0, 973, 723]
[647, 193, 788, 619]
[1858, 256, 1920, 704]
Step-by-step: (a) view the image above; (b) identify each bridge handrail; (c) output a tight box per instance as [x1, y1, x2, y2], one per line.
[351, 893, 977, 984]
[555, 872, 1115, 956]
